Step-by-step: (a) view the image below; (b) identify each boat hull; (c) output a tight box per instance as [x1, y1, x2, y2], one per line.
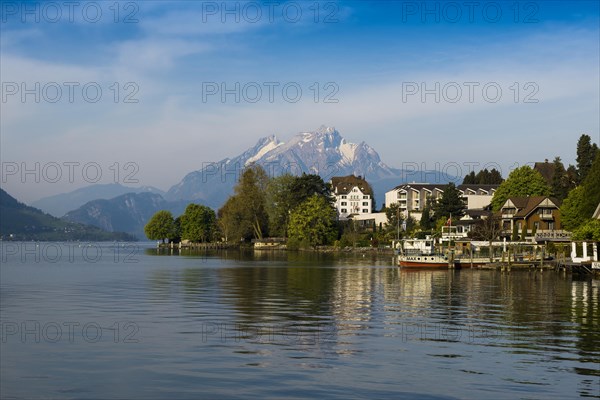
[398, 255, 455, 268]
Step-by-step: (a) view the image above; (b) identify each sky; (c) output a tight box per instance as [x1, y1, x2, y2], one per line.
[1, 0, 599, 203]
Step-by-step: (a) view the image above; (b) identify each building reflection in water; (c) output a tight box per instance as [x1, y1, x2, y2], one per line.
[144, 250, 599, 395]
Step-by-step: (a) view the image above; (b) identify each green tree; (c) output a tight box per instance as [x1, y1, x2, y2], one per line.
[488, 168, 504, 184]
[384, 203, 404, 238]
[144, 210, 176, 243]
[463, 171, 476, 184]
[572, 219, 600, 241]
[478, 169, 491, 184]
[576, 134, 599, 184]
[581, 152, 600, 219]
[217, 196, 242, 242]
[291, 173, 333, 205]
[520, 223, 528, 241]
[265, 174, 296, 237]
[566, 165, 578, 188]
[173, 216, 182, 242]
[217, 165, 270, 242]
[420, 197, 435, 231]
[433, 183, 466, 220]
[491, 166, 551, 210]
[288, 195, 338, 248]
[180, 203, 216, 242]
[512, 222, 519, 241]
[561, 186, 587, 231]
[550, 157, 571, 201]
[463, 169, 503, 185]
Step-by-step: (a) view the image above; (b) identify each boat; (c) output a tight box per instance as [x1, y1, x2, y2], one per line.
[397, 237, 456, 268]
[398, 253, 452, 268]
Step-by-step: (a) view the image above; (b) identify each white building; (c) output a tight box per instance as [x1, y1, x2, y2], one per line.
[351, 212, 389, 228]
[384, 183, 498, 219]
[331, 176, 373, 220]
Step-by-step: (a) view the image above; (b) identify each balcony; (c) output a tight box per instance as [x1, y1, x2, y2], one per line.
[534, 230, 572, 240]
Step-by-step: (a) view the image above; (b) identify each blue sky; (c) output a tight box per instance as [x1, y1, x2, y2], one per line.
[1, 0, 599, 203]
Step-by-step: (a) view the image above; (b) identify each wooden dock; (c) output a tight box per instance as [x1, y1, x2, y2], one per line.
[556, 261, 600, 276]
[159, 242, 238, 250]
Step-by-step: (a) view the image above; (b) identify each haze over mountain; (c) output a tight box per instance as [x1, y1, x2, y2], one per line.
[165, 126, 445, 208]
[35, 126, 453, 239]
[32, 183, 165, 218]
[0, 189, 135, 241]
[63, 192, 188, 239]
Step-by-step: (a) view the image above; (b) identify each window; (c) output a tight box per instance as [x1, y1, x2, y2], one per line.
[362, 202, 369, 206]
[534, 222, 539, 230]
[363, 195, 369, 199]
[341, 195, 347, 199]
[341, 209, 347, 213]
[341, 202, 347, 206]
[362, 209, 369, 213]
[549, 222, 554, 230]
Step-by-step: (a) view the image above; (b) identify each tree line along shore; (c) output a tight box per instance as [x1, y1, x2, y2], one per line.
[145, 134, 600, 250]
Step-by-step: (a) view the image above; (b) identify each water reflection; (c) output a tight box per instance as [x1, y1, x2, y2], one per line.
[4, 244, 596, 399]
[142, 249, 599, 398]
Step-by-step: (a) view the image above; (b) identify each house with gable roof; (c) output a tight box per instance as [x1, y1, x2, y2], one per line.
[498, 196, 571, 241]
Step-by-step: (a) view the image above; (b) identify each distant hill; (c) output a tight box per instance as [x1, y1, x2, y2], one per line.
[31, 183, 165, 217]
[0, 189, 135, 241]
[35, 126, 454, 234]
[63, 192, 188, 239]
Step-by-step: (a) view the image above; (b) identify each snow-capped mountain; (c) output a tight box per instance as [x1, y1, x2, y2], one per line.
[165, 126, 402, 208]
[245, 126, 396, 178]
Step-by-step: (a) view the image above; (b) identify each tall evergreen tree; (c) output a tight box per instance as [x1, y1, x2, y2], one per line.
[566, 165, 578, 189]
[520, 223, 528, 241]
[463, 171, 476, 184]
[488, 168, 504, 184]
[581, 151, 600, 218]
[433, 183, 466, 220]
[420, 198, 435, 230]
[550, 156, 570, 201]
[512, 223, 519, 241]
[478, 169, 491, 184]
[576, 134, 599, 184]
[463, 168, 503, 184]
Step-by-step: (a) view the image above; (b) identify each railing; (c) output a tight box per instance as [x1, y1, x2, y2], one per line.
[534, 230, 571, 240]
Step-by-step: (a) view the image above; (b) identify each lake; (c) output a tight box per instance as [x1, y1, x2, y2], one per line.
[1, 242, 598, 399]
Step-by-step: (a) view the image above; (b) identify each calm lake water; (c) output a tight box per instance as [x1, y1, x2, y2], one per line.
[1, 242, 599, 399]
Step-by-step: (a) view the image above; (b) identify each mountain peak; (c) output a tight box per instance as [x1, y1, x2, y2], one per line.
[166, 126, 397, 208]
[245, 134, 283, 165]
[315, 125, 337, 135]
